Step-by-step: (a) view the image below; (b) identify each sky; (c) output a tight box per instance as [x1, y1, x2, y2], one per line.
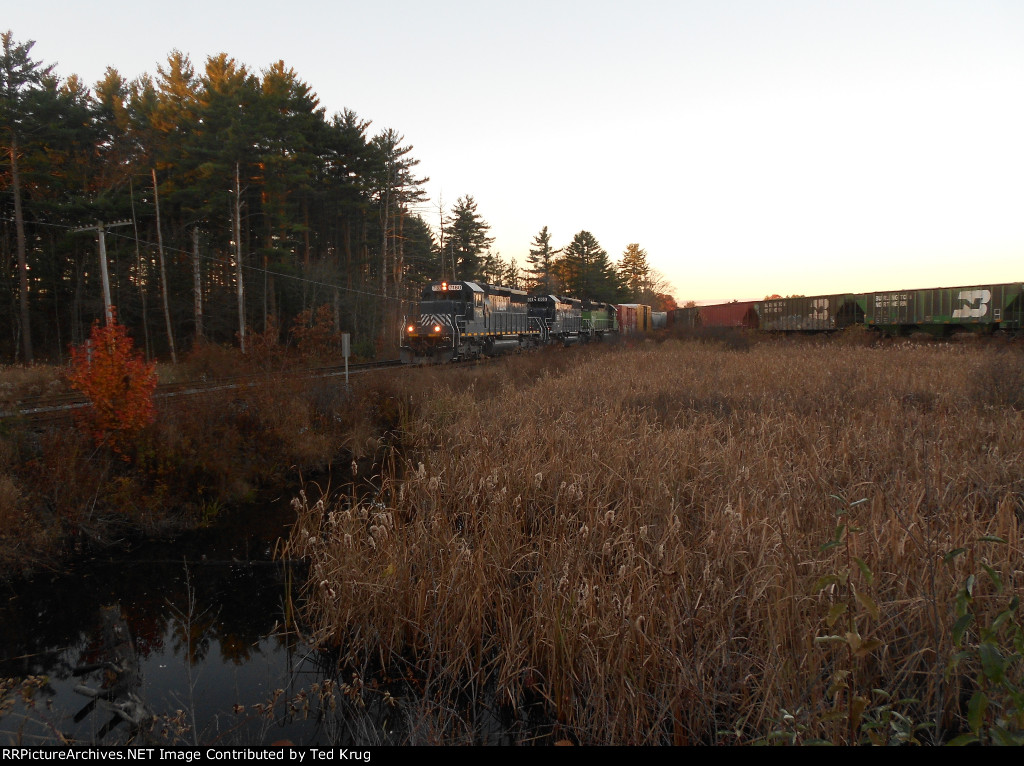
[6, 0, 1023, 303]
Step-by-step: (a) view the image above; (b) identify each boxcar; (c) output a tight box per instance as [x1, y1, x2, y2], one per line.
[617, 304, 653, 334]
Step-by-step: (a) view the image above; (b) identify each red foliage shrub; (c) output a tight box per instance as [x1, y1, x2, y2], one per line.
[67, 312, 157, 456]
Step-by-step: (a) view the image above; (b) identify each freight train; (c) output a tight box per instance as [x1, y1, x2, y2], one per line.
[401, 279, 1022, 365]
[401, 280, 625, 364]
[674, 282, 1024, 336]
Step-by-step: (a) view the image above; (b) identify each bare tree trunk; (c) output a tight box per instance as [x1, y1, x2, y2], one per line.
[11, 137, 32, 363]
[333, 288, 340, 334]
[234, 162, 246, 354]
[395, 205, 406, 347]
[380, 183, 389, 304]
[152, 168, 177, 364]
[303, 198, 311, 268]
[192, 226, 203, 342]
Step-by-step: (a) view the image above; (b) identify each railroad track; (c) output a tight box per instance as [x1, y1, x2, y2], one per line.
[0, 358, 402, 427]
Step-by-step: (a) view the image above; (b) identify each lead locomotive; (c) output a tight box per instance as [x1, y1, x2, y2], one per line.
[401, 281, 540, 364]
[401, 280, 623, 364]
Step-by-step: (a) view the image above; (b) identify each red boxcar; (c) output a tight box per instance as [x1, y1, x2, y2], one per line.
[616, 304, 652, 334]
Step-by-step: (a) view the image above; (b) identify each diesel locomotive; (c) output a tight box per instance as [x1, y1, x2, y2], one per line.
[401, 280, 621, 364]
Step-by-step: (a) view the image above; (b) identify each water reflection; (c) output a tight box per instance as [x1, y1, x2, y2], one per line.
[0, 502, 340, 745]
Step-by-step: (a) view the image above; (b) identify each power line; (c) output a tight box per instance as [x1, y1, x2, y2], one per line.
[0, 213, 424, 303]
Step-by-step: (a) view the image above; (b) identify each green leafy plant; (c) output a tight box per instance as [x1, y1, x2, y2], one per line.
[810, 495, 923, 745]
[945, 538, 1024, 746]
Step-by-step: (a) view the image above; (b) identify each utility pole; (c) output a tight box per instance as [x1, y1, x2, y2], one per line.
[152, 169, 177, 364]
[74, 220, 132, 325]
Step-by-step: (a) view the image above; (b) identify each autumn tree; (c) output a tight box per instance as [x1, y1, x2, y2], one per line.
[67, 311, 157, 457]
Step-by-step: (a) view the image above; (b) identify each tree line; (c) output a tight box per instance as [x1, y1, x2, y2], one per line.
[1, 32, 674, 365]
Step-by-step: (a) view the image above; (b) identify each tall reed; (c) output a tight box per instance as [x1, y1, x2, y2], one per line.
[289, 339, 1024, 744]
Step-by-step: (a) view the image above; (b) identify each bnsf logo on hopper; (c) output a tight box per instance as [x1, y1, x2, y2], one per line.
[952, 290, 991, 319]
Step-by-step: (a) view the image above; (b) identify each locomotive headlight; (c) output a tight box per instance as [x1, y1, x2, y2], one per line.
[433, 325, 442, 333]
[407, 324, 415, 333]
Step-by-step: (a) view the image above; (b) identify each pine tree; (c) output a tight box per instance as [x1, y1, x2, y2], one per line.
[447, 195, 494, 282]
[502, 257, 521, 288]
[526, 225, 560, 294]
[1, 31, 54, 362]
[618, 243, 649, 301]
[557, 230, 618, 301]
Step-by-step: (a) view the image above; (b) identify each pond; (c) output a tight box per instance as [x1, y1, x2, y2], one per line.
[0, 499, 397, 746]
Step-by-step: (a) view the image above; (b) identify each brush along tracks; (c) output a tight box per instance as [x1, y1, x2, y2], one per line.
[0, 359, 403, 427]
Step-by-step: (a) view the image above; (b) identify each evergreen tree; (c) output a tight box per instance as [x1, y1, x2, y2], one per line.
[257, 61, 325, 266]
[1, 31, 54, 362]
[502, 256, 521, 288]
[401, 213, 440, 288]
[526, 225, 560, 294]
[92, 68, 136, 193]
[0, 38, 450, 361]
[447, 195, 493, 282]
[557, 230, 618, 301]
[618, 243, 649, 301]
[371, 128, 427, 294]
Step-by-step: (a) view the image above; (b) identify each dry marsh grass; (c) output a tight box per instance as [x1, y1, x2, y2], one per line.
[0, 363, 406, 577]
[290, 340, 1024, 744]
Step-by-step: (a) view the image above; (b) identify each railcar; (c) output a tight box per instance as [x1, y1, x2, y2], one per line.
[696, 301, 760, 329]
[674, 306, 701, 328]
[756, 294, 865, 332]
[865, 283, 1024, 333]
[672, 281, 1022, 337]
[617, 304, 653, 334]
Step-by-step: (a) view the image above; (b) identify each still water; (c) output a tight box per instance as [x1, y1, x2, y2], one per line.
[0, 500, 381, 746]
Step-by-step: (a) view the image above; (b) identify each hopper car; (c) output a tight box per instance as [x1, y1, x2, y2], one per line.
[675, 282, 1023, 336]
